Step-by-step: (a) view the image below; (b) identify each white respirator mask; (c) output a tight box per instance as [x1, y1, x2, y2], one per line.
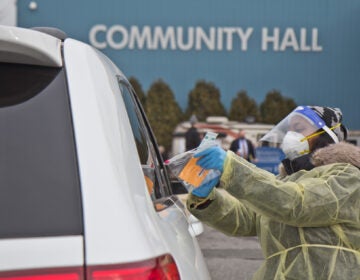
[281, 131, 310, 160]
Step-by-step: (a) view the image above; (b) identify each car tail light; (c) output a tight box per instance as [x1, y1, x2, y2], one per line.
[87, 254, 180, 280]
[0, 267, 84, 280]
[0, 255, 180, 280]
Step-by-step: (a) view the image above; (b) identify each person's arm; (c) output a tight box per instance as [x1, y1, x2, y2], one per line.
[229, 139, 238, 153]
[187, 189, 257, 237]
[186, 146, 257, 236]
[221, 152, 360, 227]
[247, 139, 256, 160]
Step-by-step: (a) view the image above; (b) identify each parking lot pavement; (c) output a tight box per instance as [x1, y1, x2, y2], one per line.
[197, 224, 263, 280]
[177, 191, 263, 279]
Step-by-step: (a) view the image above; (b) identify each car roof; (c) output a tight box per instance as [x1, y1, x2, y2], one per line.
[0, 25, 62, 67]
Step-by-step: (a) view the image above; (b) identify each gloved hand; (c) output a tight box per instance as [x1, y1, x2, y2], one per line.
[192, 177, 219, 198]
[194, 145, 226, 172]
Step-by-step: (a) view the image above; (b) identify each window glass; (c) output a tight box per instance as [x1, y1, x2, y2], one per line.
[0, 63, 60, 107]
[0, 63, 83, 238]
[117, 78, 170, 200]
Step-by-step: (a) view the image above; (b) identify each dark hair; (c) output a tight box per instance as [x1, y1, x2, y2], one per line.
[311, 125, 348, 152]
[311, 131, 334, 152]
[340, 124, 348, 140]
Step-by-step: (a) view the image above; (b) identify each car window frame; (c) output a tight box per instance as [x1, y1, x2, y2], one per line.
[116, 76, 174, 204]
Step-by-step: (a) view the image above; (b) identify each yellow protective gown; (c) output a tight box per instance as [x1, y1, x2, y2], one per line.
[187, 150, 360, 280]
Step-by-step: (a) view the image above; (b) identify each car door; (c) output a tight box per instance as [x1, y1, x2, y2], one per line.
[117, 77, 210, 279]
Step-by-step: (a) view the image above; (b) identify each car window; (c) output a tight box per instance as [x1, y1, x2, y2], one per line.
[116, 77, 171, 202]
[0, 63, 83, 238]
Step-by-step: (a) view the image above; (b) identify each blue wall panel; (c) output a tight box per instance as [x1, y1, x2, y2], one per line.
[17, 0, 360, 129]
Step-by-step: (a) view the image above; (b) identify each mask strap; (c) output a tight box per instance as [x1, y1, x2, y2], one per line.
[301, 123, 341, 143]
[322, 125, 339, 143]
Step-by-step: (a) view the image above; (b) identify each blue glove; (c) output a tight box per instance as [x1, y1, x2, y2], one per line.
[194, 146, 226, 172]
[192, 177, 219, 198]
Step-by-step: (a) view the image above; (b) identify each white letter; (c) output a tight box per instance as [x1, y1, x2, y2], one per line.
[280, 28, 299, 51]
[262, 28, 279, 51]
[89, 24, 107, 49]
[153, 26, 176, 50]
[129, 26, 152, 49]
[107, 25, 128, 50]
[300, 28, 311, 51]
[177, 27, 194, 51]
[195, 27, 216, 50]
[312, 28, 323, 51]
[236, 27, 253, 51]
[223, 27, 236, 51]
[217, 27, 223, 50]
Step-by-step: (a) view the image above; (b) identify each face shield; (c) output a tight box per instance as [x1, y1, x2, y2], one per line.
[261, 106, 340, 159]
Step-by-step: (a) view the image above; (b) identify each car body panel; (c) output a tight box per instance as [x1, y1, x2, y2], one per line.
[64, 38, 164, 262]
[64, 39, 210, 278]
[0, 25, 62, 66]
[0, 236, 83, 271]
[0, 25, 210, 279]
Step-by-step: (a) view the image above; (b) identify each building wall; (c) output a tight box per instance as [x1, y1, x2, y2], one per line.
[16, 1, 360, 130]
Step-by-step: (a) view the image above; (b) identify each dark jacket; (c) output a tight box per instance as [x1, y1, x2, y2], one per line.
[185, 126, 201, 151]
[229, 137, 255, 161]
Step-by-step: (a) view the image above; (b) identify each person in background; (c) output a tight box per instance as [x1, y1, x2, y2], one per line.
[186, 105, 360, 279]
[185, 114, 201, 151]
[229, 129, 256, 162]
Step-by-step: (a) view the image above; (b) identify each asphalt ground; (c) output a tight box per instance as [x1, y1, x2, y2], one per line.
[177, 191, 264, 280]
[197, 224, 264, 280]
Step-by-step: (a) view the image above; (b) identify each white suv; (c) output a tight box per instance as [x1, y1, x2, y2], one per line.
[0, 25, 210, 279]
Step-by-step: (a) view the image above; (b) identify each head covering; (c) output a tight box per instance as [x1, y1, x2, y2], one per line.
[260, 105, 346, 145]
[308, 106, 346, 141]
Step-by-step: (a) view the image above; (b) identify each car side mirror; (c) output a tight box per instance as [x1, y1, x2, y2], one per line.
[171, 178, 188, 194]
[165, 165, 188, 194]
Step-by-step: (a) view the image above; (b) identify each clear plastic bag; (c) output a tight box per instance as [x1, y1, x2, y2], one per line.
[166, 132, 221, 192]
